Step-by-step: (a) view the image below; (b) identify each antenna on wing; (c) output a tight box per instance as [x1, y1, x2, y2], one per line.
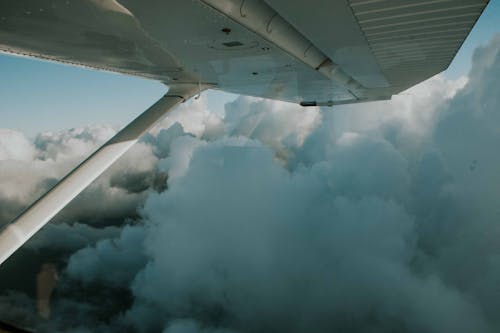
[240, 0, 247, 17]
[195, 78, 203, 100]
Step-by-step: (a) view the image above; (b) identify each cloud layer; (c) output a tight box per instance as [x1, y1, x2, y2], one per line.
[1, 36, 500, 333]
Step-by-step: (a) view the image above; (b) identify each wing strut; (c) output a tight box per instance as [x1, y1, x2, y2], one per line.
[0, 83, 203, 265]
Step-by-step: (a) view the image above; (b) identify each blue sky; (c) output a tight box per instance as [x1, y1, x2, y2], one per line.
[0, 1, 498, 136]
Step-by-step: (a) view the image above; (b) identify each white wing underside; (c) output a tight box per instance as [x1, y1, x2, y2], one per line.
[0, 0, 489, 105]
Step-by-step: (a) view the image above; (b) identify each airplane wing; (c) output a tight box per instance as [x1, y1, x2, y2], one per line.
[0, 0, 490, 265]
[0, 0, 489, 105]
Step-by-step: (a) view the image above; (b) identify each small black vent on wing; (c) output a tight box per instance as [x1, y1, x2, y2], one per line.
[222, 41, 244, 47]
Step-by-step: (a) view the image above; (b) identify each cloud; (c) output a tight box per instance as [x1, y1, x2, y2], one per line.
[224, 96, 320, 160]
[1, 35, 500, 333]
[66, 225, 147, 287]
[0, 125, 168, 228]
[153, 94, 225, 140]
[0, 129, 36, 161]
[128, 138, 486, 333]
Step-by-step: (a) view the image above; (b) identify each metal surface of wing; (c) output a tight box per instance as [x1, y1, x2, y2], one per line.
[0, 0, 489, 104]
[348, 0, 489, 92]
